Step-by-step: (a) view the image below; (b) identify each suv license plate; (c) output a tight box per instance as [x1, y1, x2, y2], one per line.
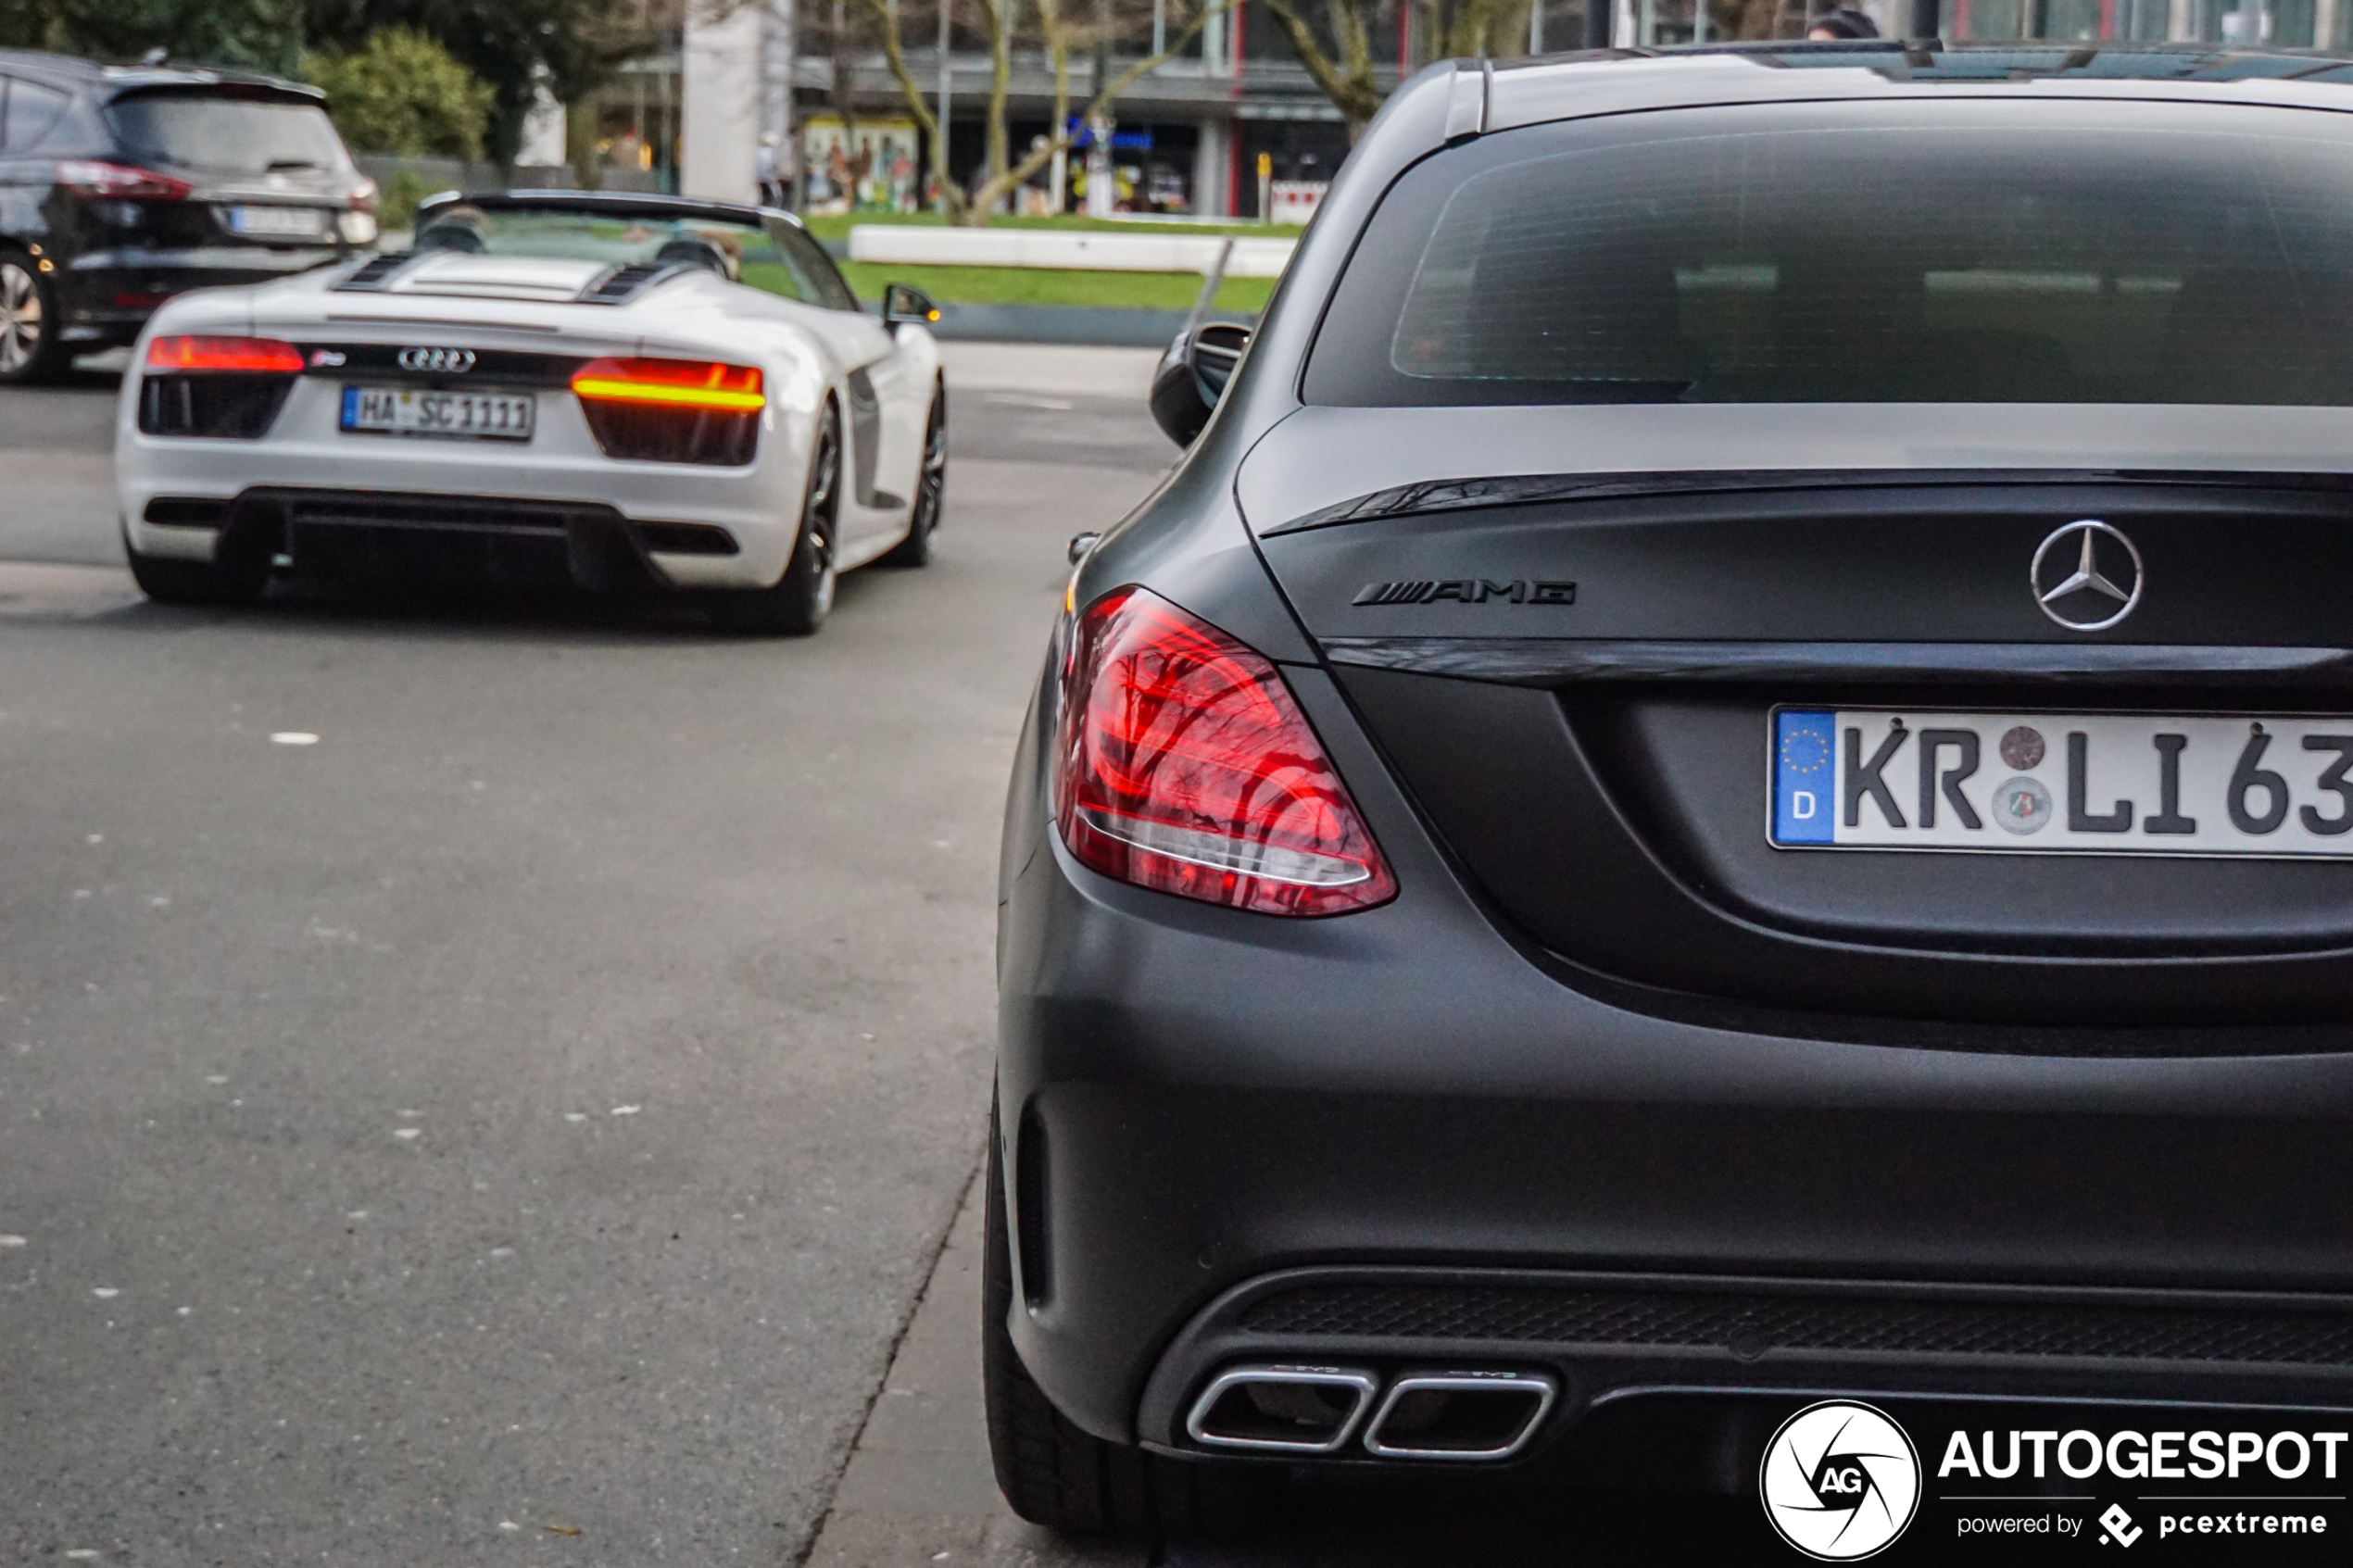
[226, 205, 327, 237]
[340, 386, 535, 442]
[1771, 708, 2353, 857]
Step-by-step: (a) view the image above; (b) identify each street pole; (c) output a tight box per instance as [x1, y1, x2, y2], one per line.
[762, 0, 798, 207]
[1583, 0, 1612, 47]
[1908, 0, 1939, 31]
[936, 0, 952, 210]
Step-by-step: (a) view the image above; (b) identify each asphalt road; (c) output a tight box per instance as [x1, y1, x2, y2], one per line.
[0, 345, 1165, 1567]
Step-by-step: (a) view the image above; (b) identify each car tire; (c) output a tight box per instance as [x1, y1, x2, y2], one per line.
[0, 252, 70, 385]
[982, 1100, 1257, 1537]
[123, 533, 270, 607]
[878, 384, 946, 569]
[712, 404, 840, 635]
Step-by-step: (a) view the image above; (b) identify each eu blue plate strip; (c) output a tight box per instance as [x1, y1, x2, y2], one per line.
[1774, 709, 1835, 845]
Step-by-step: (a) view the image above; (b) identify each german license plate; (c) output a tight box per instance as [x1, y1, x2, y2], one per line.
[226, 205, 328, 238]
[1771, 709, 2353, 857]
[340, 386, 535, 442]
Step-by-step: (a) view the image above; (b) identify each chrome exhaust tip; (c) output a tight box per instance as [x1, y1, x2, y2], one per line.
[1183, 1364, 1380, 1453]
[1361, 1370, 1559, 1461]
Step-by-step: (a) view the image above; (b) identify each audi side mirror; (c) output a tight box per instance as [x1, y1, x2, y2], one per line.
[1149, 322, 1251, 447]
[883, 283, 940, 333]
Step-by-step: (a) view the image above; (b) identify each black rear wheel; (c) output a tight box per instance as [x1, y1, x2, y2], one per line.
[0, 254, 69, 385]
[879, 383, 947, 568]
[982, 1101, 1256, 1537]
[712, 406, 840, 635]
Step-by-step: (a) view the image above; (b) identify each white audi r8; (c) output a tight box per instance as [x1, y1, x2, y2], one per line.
[115, 190, 947, 634]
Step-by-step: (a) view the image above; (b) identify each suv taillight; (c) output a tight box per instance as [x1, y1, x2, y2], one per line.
[1053, 587, 1397, 917]
[56, 160, 192, 200]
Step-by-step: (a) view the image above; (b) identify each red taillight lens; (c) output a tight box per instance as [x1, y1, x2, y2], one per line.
[1054, 587, 1397, 917]
[56, 160, 192, 200]
[571, 357, 764, 411]
[145, 335, 305, 373]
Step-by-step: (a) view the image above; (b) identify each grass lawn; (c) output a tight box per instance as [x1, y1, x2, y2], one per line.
[800, 209, 1304, 243]
[837, 259, 1275, 313]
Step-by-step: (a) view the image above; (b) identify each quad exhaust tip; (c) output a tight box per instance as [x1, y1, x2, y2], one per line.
[1183, 1365, 1559, 1461]
[1184, 1364, 1380, 1453]
[1360, 1370, 1559, 1461]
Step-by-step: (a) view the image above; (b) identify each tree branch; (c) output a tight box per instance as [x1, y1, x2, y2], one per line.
[847, 0, 968, 220]
[1261, 0, 1384, 135]
[963, 0, 1240, 216]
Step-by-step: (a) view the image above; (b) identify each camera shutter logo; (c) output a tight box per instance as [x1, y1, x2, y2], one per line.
[1759, 1400, 1921, 1561]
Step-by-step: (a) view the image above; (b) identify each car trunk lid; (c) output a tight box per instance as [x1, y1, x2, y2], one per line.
[1241, 408, 2353, 1032]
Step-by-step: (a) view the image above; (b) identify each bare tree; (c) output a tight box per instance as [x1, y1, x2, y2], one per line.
[851, 0, 1238, 222]
[1257, 0, 1385, 139]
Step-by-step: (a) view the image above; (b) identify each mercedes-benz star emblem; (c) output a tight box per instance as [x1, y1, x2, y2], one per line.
[2031, 519, 2143, 632]
[397, 346, 475, 374]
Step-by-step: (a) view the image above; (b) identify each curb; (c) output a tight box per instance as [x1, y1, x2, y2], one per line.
[891, 302, 1260, 347]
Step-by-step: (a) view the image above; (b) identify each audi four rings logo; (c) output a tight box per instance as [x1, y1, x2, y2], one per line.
[1760, 1400, 1921, 1561]
[397, 346, 476, 374]
[2032, 519, 2144, 632]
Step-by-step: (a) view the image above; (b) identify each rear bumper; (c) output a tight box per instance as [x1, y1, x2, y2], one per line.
[58, 247, 344, 343]
[117, 376, 803, 590]
[996, 660, 2353, 1457]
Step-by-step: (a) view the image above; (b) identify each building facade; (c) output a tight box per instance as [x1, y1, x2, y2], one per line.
[585, 0, 2343, 215]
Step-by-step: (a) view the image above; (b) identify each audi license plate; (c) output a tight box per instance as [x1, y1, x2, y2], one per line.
[1771, 709, 2353, 857]
[340, 386, 535, 442]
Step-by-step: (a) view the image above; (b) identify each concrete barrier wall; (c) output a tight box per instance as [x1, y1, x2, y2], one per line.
[848, 226, 1295, 276]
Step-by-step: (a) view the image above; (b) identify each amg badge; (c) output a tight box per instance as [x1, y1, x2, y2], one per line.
[1352, 578, 1576, 607]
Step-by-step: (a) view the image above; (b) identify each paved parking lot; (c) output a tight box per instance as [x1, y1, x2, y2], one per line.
[0, 344, 1169, 1567]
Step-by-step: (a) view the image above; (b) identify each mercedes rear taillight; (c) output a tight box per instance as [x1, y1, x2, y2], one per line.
[1054, 588, 1397, 917]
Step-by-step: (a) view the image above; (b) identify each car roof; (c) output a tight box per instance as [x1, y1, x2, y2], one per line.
[1484, 41, 2353, 132]
[0, 46, 321, 100]
[417, 189, 807, 232]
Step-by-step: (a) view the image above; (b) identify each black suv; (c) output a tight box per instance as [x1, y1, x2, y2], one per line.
[0, 50, 376, 383]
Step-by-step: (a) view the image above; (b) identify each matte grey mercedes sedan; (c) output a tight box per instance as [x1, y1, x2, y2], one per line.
[990, 41, 2353, 1540]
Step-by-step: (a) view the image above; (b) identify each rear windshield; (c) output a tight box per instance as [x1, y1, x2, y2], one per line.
[106, 92, 349, 177]
[1305, 99, 2353, 407]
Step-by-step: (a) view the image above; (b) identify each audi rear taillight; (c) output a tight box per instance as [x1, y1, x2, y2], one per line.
[572, 357, 763, 465]
[139, 336, 303, 438]
[56, 160, 192, 201]
[1054, 588, 1397, 917]
[571, 357, 764, 411]
[145, 335, 305, 373]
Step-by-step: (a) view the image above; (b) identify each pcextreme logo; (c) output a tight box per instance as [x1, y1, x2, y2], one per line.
[1760, 1400, 1923, 1561]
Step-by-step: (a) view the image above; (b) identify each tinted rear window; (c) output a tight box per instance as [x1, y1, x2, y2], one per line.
[106, 92, 348, 176]
[1306, 100, 2353, 407]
